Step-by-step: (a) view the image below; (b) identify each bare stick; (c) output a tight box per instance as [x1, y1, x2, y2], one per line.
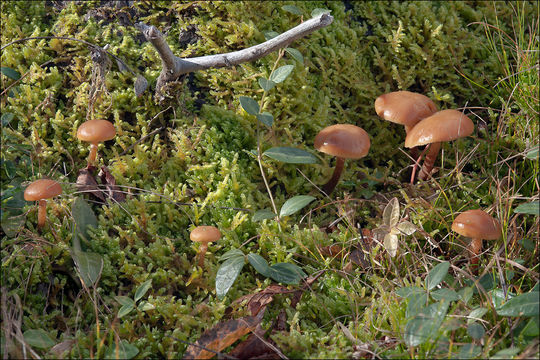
[135, 13, 333, 96]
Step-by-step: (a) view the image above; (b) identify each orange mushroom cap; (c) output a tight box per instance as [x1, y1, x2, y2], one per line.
[375, 91, 437, 128]
[314, 124, 371, 159]
[405, 109, 474, 148]
[190, 226, 222, 244]
[77, 119, 116, 143]
[24, 179, 62, 201]
[452, 209, 501, 240]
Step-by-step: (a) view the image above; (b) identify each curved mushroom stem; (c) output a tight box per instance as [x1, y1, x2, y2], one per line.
[468, 237, 482, 275]
[197, 243, 209, 267]
[322, 157, 345, 195]
[418, 142, 441, 181]
[37, 199, 47, 229]
[88, 143, 98, 167]
[404, 125, 420, 160]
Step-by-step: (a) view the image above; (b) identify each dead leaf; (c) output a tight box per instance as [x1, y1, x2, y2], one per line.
[184, 310, 265, 359]
[134, 74, 148, 97]
[98, 166, 126, 202]
[228, 284, 293, 317]
[76, 167, 105, 201]
[319, 243, 346, 258]
[50, 339, 77, 358]
[229, 324, 280, 360]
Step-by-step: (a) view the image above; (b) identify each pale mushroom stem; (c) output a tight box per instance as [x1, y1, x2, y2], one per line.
[37, 199, 47, 229]
[322, 157, 345, 195]
[198, 243, 209, 267]
[468, 237, 482, 275]
[404, 125, 419, 165]
[418, 141, 441, 181]
[88, 143, 98, 167]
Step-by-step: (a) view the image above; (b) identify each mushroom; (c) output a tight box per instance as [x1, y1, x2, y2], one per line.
[314, 124, 371, 195]
[190, 226, 222, 267]
[76, 119, 116, 167]
[451, 209, 501, 274]
[405, 109, 474, 182]
[24, 179, 63, 230]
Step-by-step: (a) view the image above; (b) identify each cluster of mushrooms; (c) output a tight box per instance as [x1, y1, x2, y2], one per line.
[24, 90, 501, 274]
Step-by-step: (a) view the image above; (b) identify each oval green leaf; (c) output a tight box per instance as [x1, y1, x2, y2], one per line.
[514, 201, 539, 216]
[263, 147, 317, 164]
[431, 288, 460, 302]
[118, 303, 135, 318]
[467, 307, 488, 324]
[280, 195, 316, 217]
[269, 263, 306, 284]
[526, 147, 538, 160]
[134, 279, 152, 302]
[23, 329, 55, 349]
[282, 5, 302, 15]
[115, 296, 135, 307]
[216, 255, 245, 299]
[264, 31, 279, 41]
[239, 96, 260, 115]
[496, 291, 539, 317]
[72, 250, 103, 287]
[247, 253, 272, 278]
[258, 78, 276, 92]
[311, 8, 331, 17]
[285, 48, 303, 64]
[1, 112, 14, 126]
[105, 340, 139, 360]
[1, 67, 21, 80]
[426, 261, 450, 290]
[269, 65, 294, 83]
[458, 344, 482, 359]
[252, 209, 276, 222]
[219, 248, 245, 261]
[467, 322, 485, 339]
[72, 197, 98, 246]
[256, 112, 274, 127]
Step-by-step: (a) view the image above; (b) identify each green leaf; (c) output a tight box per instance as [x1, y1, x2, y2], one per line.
[134, 279, 152, 302]
[514, 201, 539, 216]
[525, 147, 538, 160]
[282, 5, 302, 15]
[219, 248, 245, 261]
[105, 340, 139, 360]
[458, 344, 482, 359]
[118, 303, 135, 318]
[264, 31, 279, 41]
[520, 316, 539, 337]
[137, 301, 156, 311]
[247, 253, 272, 278]
[467, 307, 488, 324]
[406, 293, 428, 319]
[23, 329, 55, 349]
[269, 263, 306, 284]
[1, 112, 14, 126]
[426, 261, 450, 290]
[396, 286, 425, 298]
[263, 147, 317, 164]
[311, 8, 331, 17]
[115, 296, 135, 307]
[72, 197, 98, 246]
[239, 96, 260, 115]
[496, 291, 539, 317]
[431, 288, 460, 302]
[467, 323, 485, 339]
[256, 112, 274, 127]
[1, 215, 25, 238]
[72, 250, 103, 287]
[279, 195, 316, 217]
[216, 255, 245, 299]
[490, 288, 514, 308]
[490, 347, 521, 359]
[258, 78, 276, 91]
[252, 209, 276, 222]
[1, 67, 21, 80]
[269, 65, 294, 83]
[383, 198, 400, 227]
[403, 300, 449, 346]
[285, 48, 303, 64]
[519, 238, 535, 252]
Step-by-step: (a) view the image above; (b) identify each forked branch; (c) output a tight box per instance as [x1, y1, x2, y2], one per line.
[135, 13, 334, 99]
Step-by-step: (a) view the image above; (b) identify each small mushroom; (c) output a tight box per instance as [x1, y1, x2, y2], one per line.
[314, 124, 371, 195]
[405, 109, 474, 182]
[452, 209, 501, 274]
[24, 179, 63, 229]
[77, 119, 116, 167]
[190, 226, 222, 267]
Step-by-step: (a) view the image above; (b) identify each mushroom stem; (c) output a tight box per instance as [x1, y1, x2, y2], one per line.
[322, 157, 345, 195]
[404, 125, 420, 161]
[418, 141, 441, 181]
[88, 143, 98, 167]
[410, 145, 430, 184]
[197, 243, 209, 267]
[37, 199, 47, 229]
[468, 237, 482, 274]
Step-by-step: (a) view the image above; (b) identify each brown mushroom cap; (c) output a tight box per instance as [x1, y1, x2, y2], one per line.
[314, 124, 370, 159]
[24, 179, 62, 201]
[190, 226, 222, 244]
[405, 109, 474, 148]
[451, 209, 501, 240]
[375, 91, 437, 127]
[77, 119, 116, 143]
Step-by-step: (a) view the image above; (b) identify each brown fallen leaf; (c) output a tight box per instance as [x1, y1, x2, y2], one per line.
[227, 284, 294, 317]
[229, 324, 280, 360]
[184, 310, 265, 359]
[98, 166, 126, 202]
[76, 167, 105, 201]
